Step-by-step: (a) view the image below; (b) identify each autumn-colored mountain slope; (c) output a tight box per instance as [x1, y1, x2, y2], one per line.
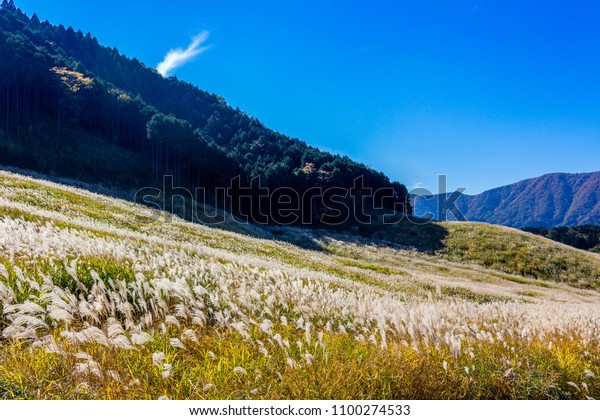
[414, 171, 600, 228]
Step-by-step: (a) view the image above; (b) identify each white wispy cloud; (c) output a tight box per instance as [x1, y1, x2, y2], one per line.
[408, 182, 427, 192]
[156, 31, 210, 77]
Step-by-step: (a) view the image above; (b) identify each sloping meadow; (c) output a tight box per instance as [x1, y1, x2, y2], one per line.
[0, 170, 599, 399]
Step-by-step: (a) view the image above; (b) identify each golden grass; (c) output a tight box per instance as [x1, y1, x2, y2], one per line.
[440, 222, 600, 289]
[1, 170, 600, 400]
[1, 327, 597, 400]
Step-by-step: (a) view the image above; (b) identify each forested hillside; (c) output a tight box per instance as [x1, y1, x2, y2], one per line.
[413, 171, 600, 228]
[0, 0, 411, 226]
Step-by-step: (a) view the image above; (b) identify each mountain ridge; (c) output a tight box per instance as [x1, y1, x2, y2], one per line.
[0, 3, 411, 227]
[413, 171, 600, 228]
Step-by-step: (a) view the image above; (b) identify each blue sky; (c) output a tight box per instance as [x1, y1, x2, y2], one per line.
[16, 0, 600, 194]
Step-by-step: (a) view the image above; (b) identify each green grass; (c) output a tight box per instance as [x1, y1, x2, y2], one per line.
[0, 328, 597, 399]
[1, 170, 600, 400]
[439, 222, 600, 290]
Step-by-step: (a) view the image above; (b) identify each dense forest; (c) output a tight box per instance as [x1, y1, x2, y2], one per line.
[0, 0, 411, 227]
[523, 225, 600, 253]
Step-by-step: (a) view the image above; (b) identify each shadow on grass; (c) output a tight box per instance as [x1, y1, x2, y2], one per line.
[266, 216, 449, 254]
[0, 164, 447, 254]
[342, 216, 448, 253]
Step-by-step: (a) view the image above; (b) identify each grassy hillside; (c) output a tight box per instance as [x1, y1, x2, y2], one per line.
[1, 170, 600, 399]
[440, 223, 600, 289]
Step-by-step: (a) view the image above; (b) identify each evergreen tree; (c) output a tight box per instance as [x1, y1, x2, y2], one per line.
[0, 4, 412, 228]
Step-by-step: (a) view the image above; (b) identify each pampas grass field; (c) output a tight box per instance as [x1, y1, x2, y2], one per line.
[0, 170, 599, 399]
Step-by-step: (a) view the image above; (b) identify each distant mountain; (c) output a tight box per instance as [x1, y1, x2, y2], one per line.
[413, 171, 600, 228]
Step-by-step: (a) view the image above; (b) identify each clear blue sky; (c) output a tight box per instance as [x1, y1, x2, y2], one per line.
[16, 0, 600, 194]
